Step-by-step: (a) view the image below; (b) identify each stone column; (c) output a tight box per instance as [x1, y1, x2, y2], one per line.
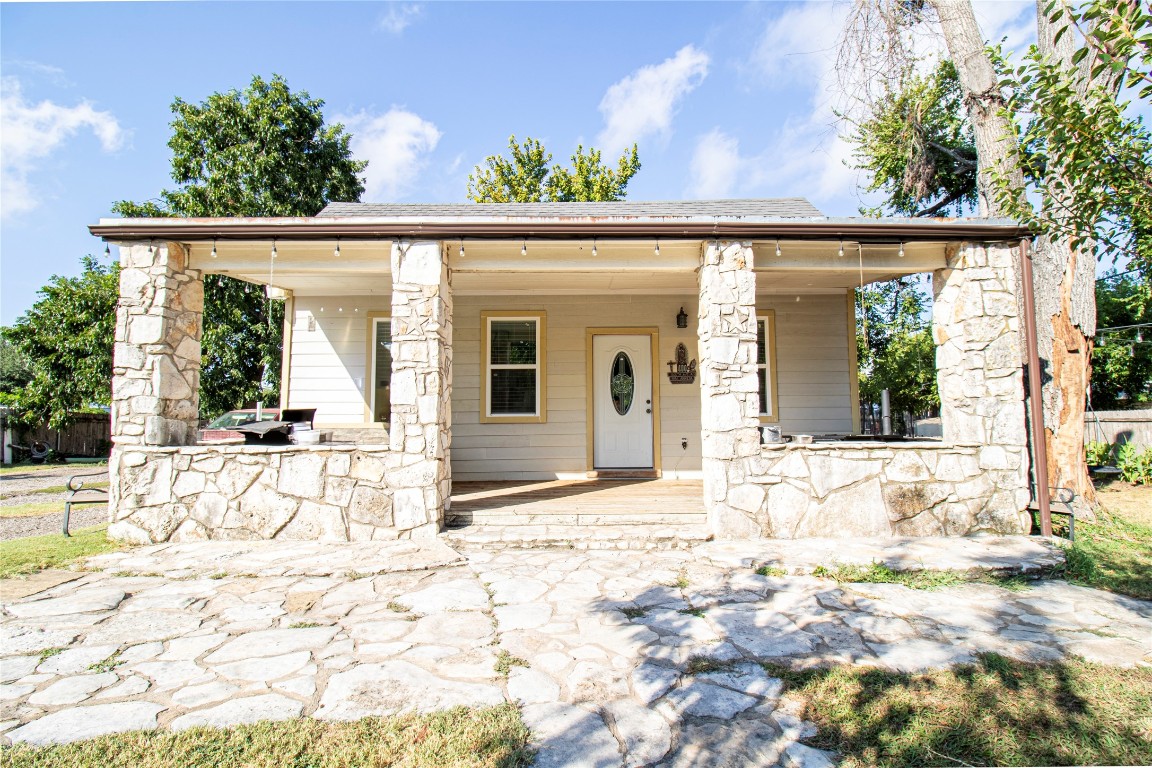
[111, 242, 202, 446]
[698, 241, 763, 538]
[388, 241, 452, 534]
[932, 241, 1031, 530]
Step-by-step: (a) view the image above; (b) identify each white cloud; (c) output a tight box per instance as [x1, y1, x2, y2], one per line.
[690, 129, 741, 198]
[973, 1, 1036, 54]
[0, 76, 125, 220]
[597, 45, 709, 155]
[338, 108, 441, 201]
[377, 3, 422, 35]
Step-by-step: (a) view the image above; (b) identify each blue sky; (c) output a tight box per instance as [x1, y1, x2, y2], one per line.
[1, 0, 1036, 325]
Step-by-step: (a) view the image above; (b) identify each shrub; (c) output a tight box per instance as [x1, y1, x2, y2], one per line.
[1116, 443, 1152, 485]
[1085, 440, 1114, 466]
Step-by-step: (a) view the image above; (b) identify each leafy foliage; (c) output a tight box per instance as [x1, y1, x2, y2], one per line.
[468, 135, 640, 203]
[0, 335, 33, 400]
[849, 60, 977, 218]
[1085, 440, 1114, 465]
[113, 74, 366, 416]
[856, 278, 938, 433]
[991, 0, 1152, 270]
[1117, 442, 1152, 484]
[1091, 270, 1152, 407]
[1, 257, 119, 430]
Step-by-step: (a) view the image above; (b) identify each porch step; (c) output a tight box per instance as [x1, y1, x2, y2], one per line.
[442, 524, 713, 551]
[445, 511, 706, 527]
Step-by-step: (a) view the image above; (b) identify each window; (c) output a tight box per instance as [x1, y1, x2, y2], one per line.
[369, 315, 392, 423]
[757, 310, 778, 422]
[481, 311, 547, 423]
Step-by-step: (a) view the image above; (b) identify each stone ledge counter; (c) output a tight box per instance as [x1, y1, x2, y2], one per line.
[109, 445, 439, 544]
[747, 442, 1032, 537]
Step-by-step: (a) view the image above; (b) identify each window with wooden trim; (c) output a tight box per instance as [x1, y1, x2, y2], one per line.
[757, 310, 779, 422]
[481, 312, 547, 423]
[370, 315, 393, 423]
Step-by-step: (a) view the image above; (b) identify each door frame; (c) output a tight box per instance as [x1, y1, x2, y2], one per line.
[585, 327, 662, 475]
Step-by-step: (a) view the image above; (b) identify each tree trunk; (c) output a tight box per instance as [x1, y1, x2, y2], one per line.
[929, 0, 1096, 510]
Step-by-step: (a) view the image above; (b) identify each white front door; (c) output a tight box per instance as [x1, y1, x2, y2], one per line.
[593, 335, 654, 469]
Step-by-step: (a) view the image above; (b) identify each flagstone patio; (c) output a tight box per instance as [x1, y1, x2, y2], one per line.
[2, 536, 1149, 767]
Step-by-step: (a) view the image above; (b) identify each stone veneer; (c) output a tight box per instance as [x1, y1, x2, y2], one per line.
[750, 442, 1029, 537]
[107, 445, 437, 543]
[111, 242, 202, 447]
[699, 239, 1031, 538]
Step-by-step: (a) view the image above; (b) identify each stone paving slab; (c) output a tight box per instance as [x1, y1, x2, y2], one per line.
[696, 535, 1065, 575]
[83, 539, 465, 578]
[0, 570, 85, 601]
[2, 536, 1148, 767]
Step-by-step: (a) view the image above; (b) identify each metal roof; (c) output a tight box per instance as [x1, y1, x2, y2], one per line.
[317, 199, 826, 219]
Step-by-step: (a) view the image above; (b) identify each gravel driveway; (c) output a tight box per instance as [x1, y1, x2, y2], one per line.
[1, 465, 109, 540]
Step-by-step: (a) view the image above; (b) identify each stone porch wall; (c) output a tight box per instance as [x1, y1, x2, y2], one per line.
[107, 445, 439, 544]
[749, 443, 1031, 538]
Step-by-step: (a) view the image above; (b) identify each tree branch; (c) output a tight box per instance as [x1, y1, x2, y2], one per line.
[914, 188, 969, 217]
[925, 140, 978, 169]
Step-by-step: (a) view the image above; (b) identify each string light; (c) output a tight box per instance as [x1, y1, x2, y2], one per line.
[898, 242, 905, 258]
[521, 240, 527, 256]
[459, 239, 465, 258]
[334, 238, 341, 258]
[775, 239, 782, 258]
[838, 239, 844, 258]
[271, 240, 278, 259]
[104, 243, 110, 258]
[591, 238, 598, 257]
[211, 239, 217, 259]
[654, 238, 660, 257]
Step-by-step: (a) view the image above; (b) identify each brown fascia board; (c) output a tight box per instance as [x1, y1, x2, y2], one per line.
[89, 215, 1033, 243]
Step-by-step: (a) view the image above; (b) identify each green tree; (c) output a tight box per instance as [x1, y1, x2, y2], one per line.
[1, 257, 119, 430]
[850, 60, 978, 218]
[992, 0, 1152, 271]
[856, 278, 939, 433]
[0, 335, 33, 401]
[1091, 271, 1152, 408]
[468, 135, 640, 203]
[113, 74, 366, 417]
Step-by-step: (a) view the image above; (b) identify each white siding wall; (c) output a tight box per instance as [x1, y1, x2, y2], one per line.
[287, 296, 391, 426]
[285, 291, 855, 477]
[770, 294, 855, 435]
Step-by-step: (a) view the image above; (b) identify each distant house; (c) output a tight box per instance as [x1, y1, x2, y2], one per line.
[90, 200, 1035, 543]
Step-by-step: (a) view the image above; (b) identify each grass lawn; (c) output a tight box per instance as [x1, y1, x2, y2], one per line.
[0, 524, 121, 579]
[766, 653, 1152, 768]
[1058, 482, 1152, 600]
[1, 480, 109, 502]
[2, 705, 533, 768]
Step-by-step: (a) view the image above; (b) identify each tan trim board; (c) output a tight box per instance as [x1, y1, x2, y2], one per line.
[365, 311, 390, 424]
[756, 309, 780, 424]
[480, 310, 548, 424]
[279, 294, 294, 410]
[846, 291, 861, 434]
[585, 326, 662, 475]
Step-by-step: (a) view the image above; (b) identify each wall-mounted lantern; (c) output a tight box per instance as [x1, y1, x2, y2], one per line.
[676, 307, 688, 329]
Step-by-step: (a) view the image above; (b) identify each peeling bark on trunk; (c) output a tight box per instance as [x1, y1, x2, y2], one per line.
[929, 0, 1097, 511]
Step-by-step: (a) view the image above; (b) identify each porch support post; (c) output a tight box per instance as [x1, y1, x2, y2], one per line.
[698, 241, 763, 538]
[389, 241, 452, 534]
[111, 241, 202, 447]
[932, 241, 1031, 531]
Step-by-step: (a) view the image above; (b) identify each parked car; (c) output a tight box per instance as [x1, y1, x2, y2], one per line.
[198, 409, 280, 442]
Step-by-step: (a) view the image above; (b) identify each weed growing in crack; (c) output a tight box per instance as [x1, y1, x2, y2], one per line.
[685, 656, 735, 675]
[494, 650, 529, 677]
[87, 650, 123, 673]
[620, 607, 647, 619]
[755, 565, 787, 577]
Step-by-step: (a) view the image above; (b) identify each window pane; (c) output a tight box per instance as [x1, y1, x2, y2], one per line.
[490, 369, 537, 414]
[758, 368, 768, 415]
[610, 352, 634, 415]
[756, 320, 766, 365]
[374, 321, 392, 423]
[490, 321, 537, 365]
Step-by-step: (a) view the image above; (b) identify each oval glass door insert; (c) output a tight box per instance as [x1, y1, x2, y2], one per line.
[610, 352, 635, 415]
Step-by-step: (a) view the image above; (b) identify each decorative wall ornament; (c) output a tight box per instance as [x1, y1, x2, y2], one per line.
[667, 343, 697, 384]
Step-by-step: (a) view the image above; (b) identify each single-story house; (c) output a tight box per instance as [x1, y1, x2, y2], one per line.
[89, 199, 1041, 543]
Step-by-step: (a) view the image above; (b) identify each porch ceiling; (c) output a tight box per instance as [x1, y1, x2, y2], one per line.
[183, 237, 947, 296]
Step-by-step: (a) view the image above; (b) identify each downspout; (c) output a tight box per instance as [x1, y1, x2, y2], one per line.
[1019, 239, 1052, 536]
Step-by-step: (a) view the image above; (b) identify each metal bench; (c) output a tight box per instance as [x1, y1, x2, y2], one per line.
[63, 471, 108, 537]
[1029, 487, 1077, 541]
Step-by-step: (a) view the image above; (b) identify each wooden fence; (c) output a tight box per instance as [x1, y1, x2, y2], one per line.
[1, 411, 111, 461]
[1085, 409, 1152, 447]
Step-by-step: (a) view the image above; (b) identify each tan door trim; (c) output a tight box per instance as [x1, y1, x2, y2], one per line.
[585, 327, 662, 476]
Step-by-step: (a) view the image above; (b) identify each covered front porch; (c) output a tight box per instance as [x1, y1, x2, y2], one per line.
[92, 202, 1036, 543]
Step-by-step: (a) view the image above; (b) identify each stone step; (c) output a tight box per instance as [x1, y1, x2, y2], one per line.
[445, 512, 706, 527]
[441, 524, 713, 551]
